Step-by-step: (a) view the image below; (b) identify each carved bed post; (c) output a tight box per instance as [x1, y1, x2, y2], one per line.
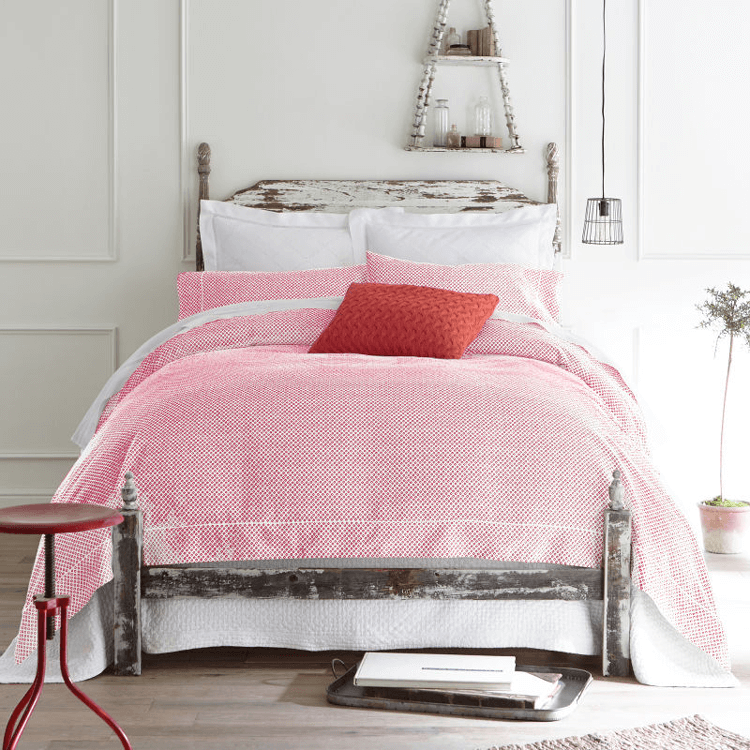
[602, 469, 632, 677]
[112, 472, 143, 676]
[195, 142, 211, 271]
[545, 143, 561, 255]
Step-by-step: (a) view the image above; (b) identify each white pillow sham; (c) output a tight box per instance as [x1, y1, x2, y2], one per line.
[349, 203, 558, 270]
[199, 201, 404, 272]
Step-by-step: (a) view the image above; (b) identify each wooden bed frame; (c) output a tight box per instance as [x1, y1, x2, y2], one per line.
[111, 142, 632, 678]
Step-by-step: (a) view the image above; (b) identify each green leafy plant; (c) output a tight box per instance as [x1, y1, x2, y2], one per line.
[697, 283, 750, 505]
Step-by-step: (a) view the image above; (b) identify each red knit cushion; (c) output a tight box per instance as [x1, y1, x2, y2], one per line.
[308, 283, 499, 359]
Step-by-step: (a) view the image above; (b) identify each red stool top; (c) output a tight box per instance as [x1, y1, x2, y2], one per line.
[0, 503, 123, 535]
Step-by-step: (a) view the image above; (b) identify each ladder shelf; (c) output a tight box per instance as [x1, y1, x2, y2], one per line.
[407, 0, 521, 152]
[405, 146, 525, 154]
[434, 55, 510, 66]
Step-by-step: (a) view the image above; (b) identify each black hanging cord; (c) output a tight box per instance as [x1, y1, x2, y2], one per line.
[601, 0, 607, 200]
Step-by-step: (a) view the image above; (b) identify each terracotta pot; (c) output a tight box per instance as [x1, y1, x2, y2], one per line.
[698, 501, 750, 554]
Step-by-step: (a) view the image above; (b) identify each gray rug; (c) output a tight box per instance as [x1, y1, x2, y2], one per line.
[485, 715, 750, 750]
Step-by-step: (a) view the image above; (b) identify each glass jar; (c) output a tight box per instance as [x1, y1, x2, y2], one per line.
[443, 27, 460, 54]
[474, 96, 492, 136]
[433, 99, 449, 147]
[446, 124, 461, 149]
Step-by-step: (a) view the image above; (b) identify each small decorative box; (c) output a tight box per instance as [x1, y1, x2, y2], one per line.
[463, 135, 504, 149]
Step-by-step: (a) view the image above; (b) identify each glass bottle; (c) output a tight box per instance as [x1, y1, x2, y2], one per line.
[433, 99, 449, 147]
[446, 124, 461, 149]
[474, 96, 492, 136]
[443, 27, 460, 54]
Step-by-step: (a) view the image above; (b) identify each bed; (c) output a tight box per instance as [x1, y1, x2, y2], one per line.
[110, 142, 636, 676]
[0, 143, 735, 688]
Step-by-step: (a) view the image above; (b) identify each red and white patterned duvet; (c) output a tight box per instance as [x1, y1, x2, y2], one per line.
[16, 307, 729, 669]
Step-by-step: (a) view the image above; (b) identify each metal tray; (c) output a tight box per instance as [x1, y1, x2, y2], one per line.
[326, 662, 593, 722]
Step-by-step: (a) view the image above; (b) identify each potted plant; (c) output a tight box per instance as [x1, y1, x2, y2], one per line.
[696, 283, 750, 553]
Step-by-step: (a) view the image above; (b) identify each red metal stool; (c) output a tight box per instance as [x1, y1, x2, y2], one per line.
[0, 503, 131, 750]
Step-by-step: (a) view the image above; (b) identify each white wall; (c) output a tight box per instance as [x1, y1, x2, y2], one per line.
[0, 0, 181, 503]
[1, 0, 749, 529]
[567, 0, 750, 527]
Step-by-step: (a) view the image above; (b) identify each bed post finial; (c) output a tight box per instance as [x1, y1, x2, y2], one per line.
[545, 143, 561, 255]
[121, 471, 138, 509]
[196, 142, 212, 272]
[197, 142, 211, 176]
[608, 469, 625, 511]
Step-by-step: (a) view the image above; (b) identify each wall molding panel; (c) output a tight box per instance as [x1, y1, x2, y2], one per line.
[637, 0, 750, 261]
[636, 0, 645, 263]
[0, 490, 59, 504]
[0, 327, 117, 459]
[180, 0, 194, 263]
[0, 453, 82, 460]
[563, 0, 573, 259]
[0, 0, 118, 263]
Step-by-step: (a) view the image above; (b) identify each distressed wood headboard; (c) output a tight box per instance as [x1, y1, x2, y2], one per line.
[195, 142, 560, 271]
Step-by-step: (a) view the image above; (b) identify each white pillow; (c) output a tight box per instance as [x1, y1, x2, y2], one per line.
[199, 201, 404, 272]
[349, 203, 558, 270]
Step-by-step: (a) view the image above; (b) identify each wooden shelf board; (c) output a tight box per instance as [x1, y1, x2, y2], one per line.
[433, 55, 510, 66]
[405, 146, 525, 154]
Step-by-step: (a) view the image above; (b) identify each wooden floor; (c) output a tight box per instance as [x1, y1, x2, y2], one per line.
[1, 535, 749, 750]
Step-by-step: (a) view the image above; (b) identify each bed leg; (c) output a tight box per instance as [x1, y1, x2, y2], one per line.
[112, 472, 142, 676]
[602, 469, 632, 677]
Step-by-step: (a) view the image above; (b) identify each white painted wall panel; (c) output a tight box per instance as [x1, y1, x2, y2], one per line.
[641, 0, 750, 258]
[565, 0, 750, 520]
[0, 458, 73, 505]
[0, 1, 113, 260]
[0, 0, 180, 507]
[638, 316, 750, 524]
[0, 329, 115, 455]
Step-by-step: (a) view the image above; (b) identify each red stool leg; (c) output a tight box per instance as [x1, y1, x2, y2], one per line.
[2, 684, 33, 750]
[3, 605, 49, 750]
[57, 600, 132, 750]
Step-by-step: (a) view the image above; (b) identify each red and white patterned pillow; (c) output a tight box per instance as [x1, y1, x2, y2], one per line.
[366, 252, 562, 323]
[308, 282, 498, 359]
[177, 266, 365, 319]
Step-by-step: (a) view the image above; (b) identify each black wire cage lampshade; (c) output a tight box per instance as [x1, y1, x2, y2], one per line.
[582, 197, 623, 245]
[582, 0, 624, 245]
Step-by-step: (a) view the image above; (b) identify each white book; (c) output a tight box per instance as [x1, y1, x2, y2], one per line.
[353, 652, 515, 690]
[448, 671, 563, 701]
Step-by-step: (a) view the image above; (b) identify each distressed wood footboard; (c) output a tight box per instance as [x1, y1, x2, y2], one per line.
[142, 566, 603, 602]
[112, 472, 631, 677]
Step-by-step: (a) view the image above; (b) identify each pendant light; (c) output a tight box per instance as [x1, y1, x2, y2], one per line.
[582, 0, 623, 245]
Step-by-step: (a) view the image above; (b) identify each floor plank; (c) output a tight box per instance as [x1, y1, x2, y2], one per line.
[1, 534, 749, 749]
